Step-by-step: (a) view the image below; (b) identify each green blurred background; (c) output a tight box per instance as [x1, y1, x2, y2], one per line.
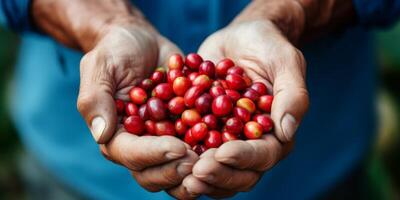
[1, 24, 400, 199]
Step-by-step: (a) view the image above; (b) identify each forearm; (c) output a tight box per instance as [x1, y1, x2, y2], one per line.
[233, 0, 355, 44]
[32, 0, 152, 52]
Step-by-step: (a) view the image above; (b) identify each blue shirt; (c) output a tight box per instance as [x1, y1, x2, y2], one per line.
[1, 0, 400, 199]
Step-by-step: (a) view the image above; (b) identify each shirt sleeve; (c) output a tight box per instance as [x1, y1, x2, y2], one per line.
[353, 0, 400, 28]
[0, 0, 34, 32]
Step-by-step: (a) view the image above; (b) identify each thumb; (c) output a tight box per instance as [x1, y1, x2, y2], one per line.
[270, 53, 309, 143]
[197, 34, 224, 64]
[77, 51, 118, 144]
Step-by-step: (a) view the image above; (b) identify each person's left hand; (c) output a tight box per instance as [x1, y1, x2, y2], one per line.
[181, 19, 309, 198]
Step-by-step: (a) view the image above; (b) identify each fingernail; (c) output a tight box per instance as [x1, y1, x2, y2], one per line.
[165, 152, 184, 160]
[217, 157, 236, 165]
[91, 117, 106, 142]
[177, 163, 193, 177]
[281, 114, 298, 141]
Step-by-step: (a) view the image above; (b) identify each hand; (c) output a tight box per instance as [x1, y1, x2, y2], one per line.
[77, 22, 198, 198]
[33, 0, 199, 197]
[183, 20, 309, 198]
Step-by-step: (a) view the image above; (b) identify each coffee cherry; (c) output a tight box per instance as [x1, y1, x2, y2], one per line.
[175, 119, 188, 136]
[155, 121, 176, 136]
[242, 75, 252, 87]
[192, 74, 212, 90]
[253, 114, 273, 133]
[233, 107, 251, 122]
[168, 54, 184, 70]
[237, 98, 256, 113]
[243, 88, 260, 101]
[146, 97, 167, 121]
[184, 129, 197, 147]
[205, 130, 222, 148]
[244, 121, 263, 139]
[145, 120, 156, 135]
[226, 74, 247, 91]
[209, 86, 226, 98]
[224, 117, 244, 135]
[181, 109, 201, 126]
[167, 69, 183, 83]
[139, 79, 154, 91]
[221, 131, 238, 143]
[195, 93, 213, 114]
[185, 53, 203, 70]
[219, 80, 229, 89]
[152, 83, 174, 101]
[202, 114, 219, 130]
[173, 76, 191, 96]
[168, 97, 186, 115]
[182, 66, 192, 76]
[227, 66, 244, 76]
[251, 82, 268, 95]
[138, 104, 149, 121]
[216, 58, 235, 78]
[150, 71, 165, 84]
[188, 72, 199, 82]
[199, 60, 215, 78]
[212, 95, 233, 117]
[191, 122, 208, 141]
[258, 95, 273, 113]
[125, 102, 139, 116]
[115, 99, 125, 114]
[184, 86, 205, 107]
[124, 116, 145, 135]
[129, 87, 148, 105]
[193, 144, 208, 155]
[225, 89, 241, 102]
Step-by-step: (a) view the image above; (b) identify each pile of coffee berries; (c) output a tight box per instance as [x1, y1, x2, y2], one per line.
[116, 53, 274, 155]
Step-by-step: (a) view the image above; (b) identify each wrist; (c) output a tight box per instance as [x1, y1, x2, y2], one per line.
[232, 0, 305, 43]
[32, 0, 155, 52]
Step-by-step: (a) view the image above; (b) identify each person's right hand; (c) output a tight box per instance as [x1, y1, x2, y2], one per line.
[76, 21, 199, 198]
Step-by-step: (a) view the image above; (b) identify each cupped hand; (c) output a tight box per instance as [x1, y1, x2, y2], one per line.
[183, 20, 309, 198]
[77, 22, 198, 198]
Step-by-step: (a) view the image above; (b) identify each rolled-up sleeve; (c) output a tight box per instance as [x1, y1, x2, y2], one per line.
[0, 0, 33, 32]
[353, 0, 400, 28]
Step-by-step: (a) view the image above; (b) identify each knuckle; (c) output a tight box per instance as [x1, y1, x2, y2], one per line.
[294, 87, 310, 114]
[250, 141, 278, 171]
[76, 93, 93, 114]
[123, 152, 143, 171]
[240, 176, 260, 192]
[132, 172, 162, 192]
[161, 169, 180, 186]
[80, 51, 98, 70]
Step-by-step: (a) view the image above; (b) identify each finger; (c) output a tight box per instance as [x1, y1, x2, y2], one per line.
[214, 135, 292, 171]
[270, 48, 309, 142]
[131, 150, 198, 192]
[168, 175, 207, 199]
[193, 151, 260, 191]
[181, 175, 237, 199]
[78, 51, 118, 143]
[101, 131, 187, 171]
[197, 33, 225, 63]
[167, 185, 197, 200]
